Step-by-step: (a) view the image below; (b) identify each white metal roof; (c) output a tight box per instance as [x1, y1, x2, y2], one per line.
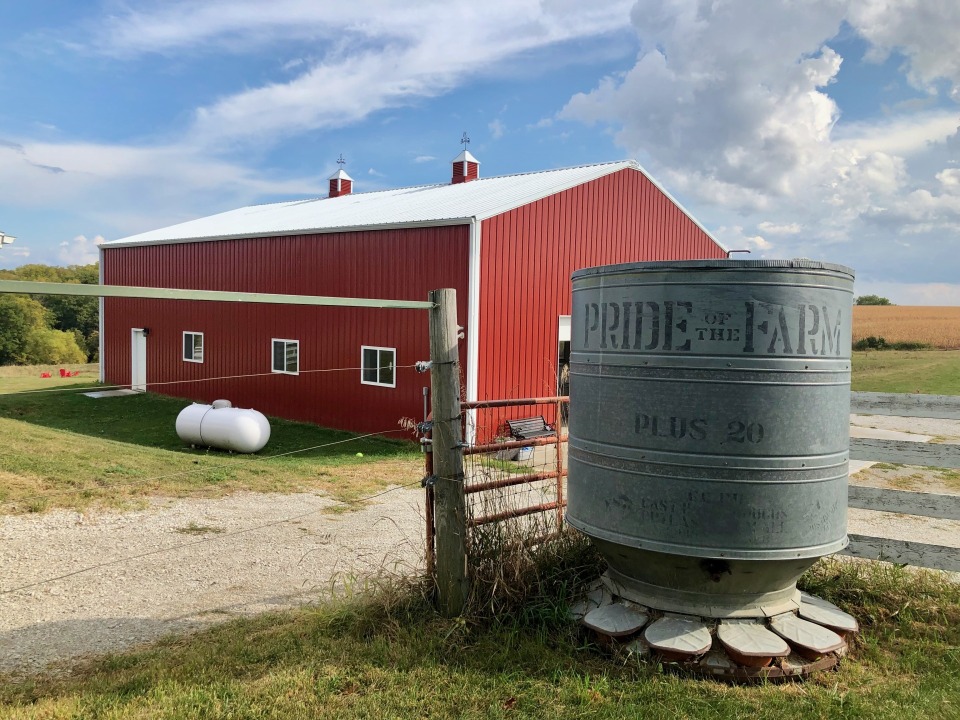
[104, 160, 722, 248]
[452, 149, 480, 164]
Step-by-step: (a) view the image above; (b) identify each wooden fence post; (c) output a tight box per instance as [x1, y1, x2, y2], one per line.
[428, 288, 469, 616]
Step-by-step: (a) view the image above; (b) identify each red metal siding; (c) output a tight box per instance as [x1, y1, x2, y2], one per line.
[452, 161, 479, 183]
[477, 168, 725, 405]
[103, 226, 469, 435]
[329, 179, 353, 197]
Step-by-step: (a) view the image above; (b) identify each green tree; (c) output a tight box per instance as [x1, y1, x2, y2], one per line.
[0, 295, 51, 364]
[23, 326, 88, 364]
[855, 295, 892, 306]
[0, 262, 100, 361]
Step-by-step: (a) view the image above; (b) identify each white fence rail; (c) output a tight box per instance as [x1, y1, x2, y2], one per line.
[844, 392, 960, 573]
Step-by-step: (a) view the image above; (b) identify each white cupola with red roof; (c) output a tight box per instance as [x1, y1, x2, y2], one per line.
[328, 155, 353, 198]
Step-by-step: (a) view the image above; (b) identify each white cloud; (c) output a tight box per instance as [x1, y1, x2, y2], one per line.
[849, 0, 960, 100]
[84, 1, 632, 146]
[1, 0, 640, 268]
[0, 139, 320, 242]
[562, 0, 848, 199]
[558, 0, 960, 288]
[757, 221, 802, 235]
[488, 118, 505, 139]
[0, 246, 31, 267]
[281, 57, 306, 72]
[92, 1, 634, 58]
[58, 234, 103, 265]
[937, 169, 960, 189]
[714, 225, 772, 254]
[368, 167, 385, 177]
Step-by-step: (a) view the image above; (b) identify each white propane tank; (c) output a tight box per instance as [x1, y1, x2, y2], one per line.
[175, 402, 271, 453]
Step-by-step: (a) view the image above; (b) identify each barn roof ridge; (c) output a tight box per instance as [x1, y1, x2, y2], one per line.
[239, 158, 635, 207]
[102, 159, 721, 248]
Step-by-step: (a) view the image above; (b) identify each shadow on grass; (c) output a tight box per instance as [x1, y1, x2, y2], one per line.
[0, 388, 417, 464]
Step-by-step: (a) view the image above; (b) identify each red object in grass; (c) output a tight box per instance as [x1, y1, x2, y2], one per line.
[40, 372, 52, 378]
[59, 368, 67, 377]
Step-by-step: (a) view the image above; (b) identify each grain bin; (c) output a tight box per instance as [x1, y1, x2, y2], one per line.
[568, 259, 855, 619]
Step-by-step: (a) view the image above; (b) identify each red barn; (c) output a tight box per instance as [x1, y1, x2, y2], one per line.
[99, 156, 726, 436]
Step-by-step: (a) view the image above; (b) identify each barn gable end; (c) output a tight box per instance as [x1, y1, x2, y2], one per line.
[475, 167, 726, 404]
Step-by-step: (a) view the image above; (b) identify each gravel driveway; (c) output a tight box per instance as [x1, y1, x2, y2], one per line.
[0, 488, 425, 675]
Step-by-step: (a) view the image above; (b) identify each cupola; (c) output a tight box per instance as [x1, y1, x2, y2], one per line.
[328, 167, 353, 198]
[451, 149, 480, 184]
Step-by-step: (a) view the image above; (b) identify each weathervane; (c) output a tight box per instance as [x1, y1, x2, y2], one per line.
[460, 131, 470, 148]
[336, 153, 346, 167]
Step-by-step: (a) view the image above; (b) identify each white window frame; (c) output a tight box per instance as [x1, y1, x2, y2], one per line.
[183, 331, 204, 363]
[361, 345, 397, 388]
[272, 338, 300, 375]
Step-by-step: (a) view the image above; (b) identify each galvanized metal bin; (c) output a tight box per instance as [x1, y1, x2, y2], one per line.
[567, 259, 855, 616]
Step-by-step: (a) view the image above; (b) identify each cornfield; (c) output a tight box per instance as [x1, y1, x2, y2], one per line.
[853, 306, 960, 349]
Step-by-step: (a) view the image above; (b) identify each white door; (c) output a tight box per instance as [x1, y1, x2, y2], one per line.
[557, 315, 571, 396]
[131, 329, 147, 392]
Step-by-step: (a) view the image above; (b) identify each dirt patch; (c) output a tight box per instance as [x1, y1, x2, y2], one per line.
[851, 463, 960, 495]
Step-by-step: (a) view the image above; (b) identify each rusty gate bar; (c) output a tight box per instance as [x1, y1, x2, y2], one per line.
[468, 501, 564, 528]
[461, 396, 567, 410]
[465, 470, 567, 494]
[424, 396, 569, 573]
[464, 435, 566, 455]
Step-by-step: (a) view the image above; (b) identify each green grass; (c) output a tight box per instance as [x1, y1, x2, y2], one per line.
[0, 362, 98, 393]
[852, 350, 960, 395]
[0, 556, 957, 719]
[0, 365, 421, 514]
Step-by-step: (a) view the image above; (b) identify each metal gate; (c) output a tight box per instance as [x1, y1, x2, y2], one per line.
[423, 396, 569, 574]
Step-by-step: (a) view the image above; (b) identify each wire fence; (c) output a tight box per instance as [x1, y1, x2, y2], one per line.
[424, 397, 569, 573]
[0, 364, 422, 397]
[0, 428, 411, 513]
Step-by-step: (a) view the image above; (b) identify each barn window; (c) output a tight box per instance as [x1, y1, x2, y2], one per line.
[361, 346, 396, 388]
[183, 332, 204, 363]
[272, 339, 299, 375]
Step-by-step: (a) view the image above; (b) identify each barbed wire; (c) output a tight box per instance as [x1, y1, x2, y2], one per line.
[0, 364, 422, 397]
[0, 477, 425, 597]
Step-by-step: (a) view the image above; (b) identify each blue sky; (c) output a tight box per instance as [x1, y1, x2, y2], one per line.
[1, 0, 959, 304]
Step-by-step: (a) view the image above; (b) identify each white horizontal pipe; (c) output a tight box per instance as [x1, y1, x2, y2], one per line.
[0, 280, 434, 310]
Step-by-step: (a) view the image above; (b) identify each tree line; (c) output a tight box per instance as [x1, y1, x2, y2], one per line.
[855, 295, 892, 306]
[0, 263, 99, 365]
